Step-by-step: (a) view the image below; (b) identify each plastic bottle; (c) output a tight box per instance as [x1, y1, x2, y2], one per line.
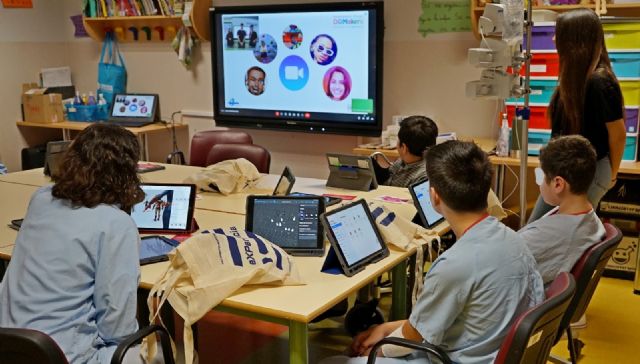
[81, 93, 88, 105]
[97, 93, 107, 105]
[73, 91, 83, 106]
[87, 92, 97, 105]
[497, 113, 510, 157]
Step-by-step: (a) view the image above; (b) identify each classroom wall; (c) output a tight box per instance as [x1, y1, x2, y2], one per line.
[1, 0, 498, 178]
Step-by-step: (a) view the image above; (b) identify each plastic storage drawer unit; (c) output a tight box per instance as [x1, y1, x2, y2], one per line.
[603, 22, 640, 50]
[610, 52, 640, 78]
[626, 108, 639, 134]
[507, 79, 558, 104]
[524, 25, 556, 50]
[624, 134, 638, 161]
[621, 81, 640, 106]
[510, 129, 551, 156]
[521, 52, 559, 77]
[505, 106, 550, 129]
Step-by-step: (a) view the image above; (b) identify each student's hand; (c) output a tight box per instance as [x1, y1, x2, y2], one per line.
[349, 324, 391, 357]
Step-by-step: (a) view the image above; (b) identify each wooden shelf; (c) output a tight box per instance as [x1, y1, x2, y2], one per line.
[82, 0, 210, 42]
[471, 2, 640, 39]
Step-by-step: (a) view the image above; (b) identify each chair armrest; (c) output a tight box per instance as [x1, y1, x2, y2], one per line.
[110, 324, 175, 364]
[366, 337, 452, 364]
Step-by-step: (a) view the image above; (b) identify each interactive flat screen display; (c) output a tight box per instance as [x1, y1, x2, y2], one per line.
[111, 94, 156, 118]
[411, 180, 444, 228]
[210, 2, 383, 136]
[325, 202, 382, 266]
[130, 184, 195, 232]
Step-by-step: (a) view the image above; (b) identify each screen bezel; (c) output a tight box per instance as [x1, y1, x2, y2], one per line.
[139, 235, 180, 265]
[245, 195, 325, 254]
[108, 93, 159, 122]
[134, 183, 197, 234]
[320, 199, 389, 276]
[272, 166, 296, 196]
[409, 179, 445, 229]
[209, 1, 384, 137]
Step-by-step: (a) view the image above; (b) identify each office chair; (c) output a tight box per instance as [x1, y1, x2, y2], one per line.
[549, 223, 623, 364]
[367, 272, 576, 364]
[0, 325, 175, 364]
[188, 130, 253, 167]
[205, 143, 271, 173]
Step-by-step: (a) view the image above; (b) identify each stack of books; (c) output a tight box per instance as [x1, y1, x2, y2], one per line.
[86, 0, 185, 17]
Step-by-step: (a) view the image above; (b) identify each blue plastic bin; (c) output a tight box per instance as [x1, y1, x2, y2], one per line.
[66, 105, 97, 122]
[610, 52, 640, 78]
[624, 135, 638, 161]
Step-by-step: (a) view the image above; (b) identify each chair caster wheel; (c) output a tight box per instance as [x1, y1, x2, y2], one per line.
[344, 299, 385, 337]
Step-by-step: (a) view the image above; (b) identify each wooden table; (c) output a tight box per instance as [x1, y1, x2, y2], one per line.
[16, 121, 188, 161]
[0, 166, 447, 364]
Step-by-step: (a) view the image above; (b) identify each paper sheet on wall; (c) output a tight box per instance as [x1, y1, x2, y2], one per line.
[419, 0, 471, 36]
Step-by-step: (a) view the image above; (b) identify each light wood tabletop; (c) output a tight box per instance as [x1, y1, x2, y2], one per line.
[16, 121, 187, 136]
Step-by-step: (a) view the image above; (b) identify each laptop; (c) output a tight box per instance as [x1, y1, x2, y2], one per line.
[245, 195, 326, 256]
[409, 179, 445, 229]
[130, 183, 197, 233]
[273, 166, 342, 206]
[320, 199, 389, 276]
[43, 140, 71, 177]
[106, 93, 160, 127]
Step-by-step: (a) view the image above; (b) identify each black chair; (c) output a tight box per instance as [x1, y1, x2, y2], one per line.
[367, 272, 576, 364]
[0, 325, 175, 364]
[549, 223, 623, 364]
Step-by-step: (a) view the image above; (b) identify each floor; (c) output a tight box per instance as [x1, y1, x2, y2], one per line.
[188, 277, 640, 364]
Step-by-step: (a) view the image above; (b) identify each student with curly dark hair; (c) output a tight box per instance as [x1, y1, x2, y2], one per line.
[0, 124, 146, 363]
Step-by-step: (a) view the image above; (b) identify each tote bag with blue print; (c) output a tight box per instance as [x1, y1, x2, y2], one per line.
[97, 32, 126, 105]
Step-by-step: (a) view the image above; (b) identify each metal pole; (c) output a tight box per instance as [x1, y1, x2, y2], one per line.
[520, 0, 533, 228]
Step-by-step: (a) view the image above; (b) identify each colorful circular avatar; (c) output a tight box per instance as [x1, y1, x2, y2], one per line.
[309, 34, 337, 65]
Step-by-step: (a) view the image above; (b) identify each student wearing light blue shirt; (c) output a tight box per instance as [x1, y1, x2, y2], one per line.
[322, 141, 544, 364]
[0, 124, 145, 364]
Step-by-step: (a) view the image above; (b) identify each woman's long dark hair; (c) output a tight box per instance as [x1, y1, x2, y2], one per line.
[549, 8, 618, 134]
[52, 123, 144, 212]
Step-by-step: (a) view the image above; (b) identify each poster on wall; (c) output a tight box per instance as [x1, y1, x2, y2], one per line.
[1, 0, 33, 8]
[419, 0, 471, 36]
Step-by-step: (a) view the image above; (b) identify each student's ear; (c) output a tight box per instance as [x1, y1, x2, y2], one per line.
[429, 186, 442, 214]
[551, 176, 566, 193]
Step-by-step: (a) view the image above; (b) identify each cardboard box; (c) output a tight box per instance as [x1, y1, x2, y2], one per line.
[21, 83, 64, 123]
[604, 235, 638, 280]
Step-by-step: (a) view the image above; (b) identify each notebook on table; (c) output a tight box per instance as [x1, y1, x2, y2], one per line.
[106, 93, 159, 127]
[130, 183, 197, 234]
[245, 195, 326, 256]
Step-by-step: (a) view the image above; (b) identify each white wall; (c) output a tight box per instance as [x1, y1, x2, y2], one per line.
[1, 0, 498, 178]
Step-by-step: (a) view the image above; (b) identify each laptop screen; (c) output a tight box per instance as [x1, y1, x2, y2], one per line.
[247, 197, 323, 251]
[324, 202, 383, 266]
[111, 94, 156, 118]
[411, 179, 444, 228]
[130, 184, 196, 232]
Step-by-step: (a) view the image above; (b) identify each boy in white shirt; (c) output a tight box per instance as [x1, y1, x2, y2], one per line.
[519, 135, 606, 285]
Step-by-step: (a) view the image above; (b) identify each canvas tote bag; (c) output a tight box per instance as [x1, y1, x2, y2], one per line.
[368, 202, 442, 305]
[142, 227, 304, 364]
[97, 32, 126, 105]
[184, 158, 261, 195]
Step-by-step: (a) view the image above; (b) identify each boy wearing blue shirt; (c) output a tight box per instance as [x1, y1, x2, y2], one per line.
[519, 135, 606, 285]
[323, 141, 544, 364]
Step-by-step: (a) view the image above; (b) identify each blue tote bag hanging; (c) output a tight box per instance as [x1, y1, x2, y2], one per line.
[97, 32, 126, 105]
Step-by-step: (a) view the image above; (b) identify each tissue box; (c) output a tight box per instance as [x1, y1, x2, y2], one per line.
[21, 83, 64, 124]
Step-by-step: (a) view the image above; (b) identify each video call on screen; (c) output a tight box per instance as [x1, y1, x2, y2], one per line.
[326, 203, 380, 266]
[130, 186, 191, 230]
[252, 199, 320, 248]
[111, 95, 155, 118]
[216, 9, 377, 123]
[414, 180, 443, 225]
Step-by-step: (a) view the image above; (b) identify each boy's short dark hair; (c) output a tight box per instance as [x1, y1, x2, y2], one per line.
[426, 140, 491, 212]
[398, 116, 438, 157]
[539, 135, 596, 194]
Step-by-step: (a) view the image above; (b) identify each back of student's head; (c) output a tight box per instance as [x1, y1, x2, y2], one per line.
[539, 135, 596, 195]
[398, 116, 438, 157]
[52, 123, 144, 211]
[426, 140, 491, 212]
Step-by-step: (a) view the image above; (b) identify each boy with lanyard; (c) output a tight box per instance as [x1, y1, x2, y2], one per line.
[519, 135, 606, 286]
[322, 141, 544, 364]
[371, 116, 438, 187]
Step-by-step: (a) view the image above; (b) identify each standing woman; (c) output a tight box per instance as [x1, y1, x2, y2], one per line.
[0, 124, 145, 363]
[528, 8, 627, 222]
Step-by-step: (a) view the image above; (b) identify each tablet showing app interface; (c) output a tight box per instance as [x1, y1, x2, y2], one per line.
[130, 184, 196, 233]
[411, 179, 444, 228]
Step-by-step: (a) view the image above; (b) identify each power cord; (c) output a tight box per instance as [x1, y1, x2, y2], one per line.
[165, 111, 185, 164]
